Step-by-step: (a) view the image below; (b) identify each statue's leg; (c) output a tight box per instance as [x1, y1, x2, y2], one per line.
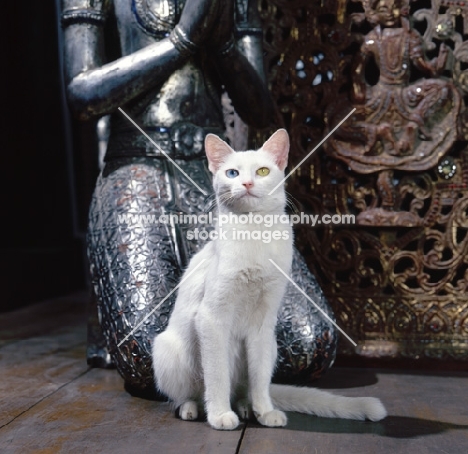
[87, 159, 183, 396]
[396, 121, 418, 154]
[275, 248, 338, 383]
[415, 81, 449, 127]
[376, 123, 398, 154]
[376, 169, 396, 210]
[405, 80, 450, 141]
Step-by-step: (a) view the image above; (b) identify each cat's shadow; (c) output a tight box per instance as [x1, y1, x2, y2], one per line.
[274, 368, 468, 438]
[127, 369, 468, 439]
[273, 413, 468, 439]
[310, 367, 380, 389]
[274, 366, 381, 389]
[312, 366, 468, 390]
[168, 413, 468, 439]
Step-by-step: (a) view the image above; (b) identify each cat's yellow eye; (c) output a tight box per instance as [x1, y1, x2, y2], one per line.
[256, 167, 270, 176]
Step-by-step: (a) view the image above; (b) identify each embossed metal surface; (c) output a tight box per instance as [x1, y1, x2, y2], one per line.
[132, 0, 184, 38]
[276, 248, 337, 383]
[88, 161, 183, 389]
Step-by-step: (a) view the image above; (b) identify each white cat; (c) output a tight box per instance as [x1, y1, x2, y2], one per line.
[152, 129, 387, 430]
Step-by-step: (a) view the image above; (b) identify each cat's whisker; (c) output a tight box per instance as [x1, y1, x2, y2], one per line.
[205, 191, 230, 212]
[204, 190, 235, 212]
[203, 193, 218, 203]
[218, 192, 232, 202]
[285, 200, 299, 214]
[217, 192, 235, 208]
[203, 192, 226, 213]
[285, 191, 300, 214]
[203, 200, 218, 213]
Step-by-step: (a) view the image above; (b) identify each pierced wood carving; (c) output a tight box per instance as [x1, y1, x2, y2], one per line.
[260, 0, 468, 359]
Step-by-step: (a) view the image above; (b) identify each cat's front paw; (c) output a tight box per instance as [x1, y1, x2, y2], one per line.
[208, 411, 240, 430]
[256, 409, 287, 427]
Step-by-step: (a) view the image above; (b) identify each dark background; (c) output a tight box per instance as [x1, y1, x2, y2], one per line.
[1, 1, 97, 311]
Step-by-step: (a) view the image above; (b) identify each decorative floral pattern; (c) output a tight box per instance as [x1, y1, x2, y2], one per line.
[260, 0, 468, 360]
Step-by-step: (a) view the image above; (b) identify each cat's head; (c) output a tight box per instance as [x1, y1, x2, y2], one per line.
[204, 129, 289, 213]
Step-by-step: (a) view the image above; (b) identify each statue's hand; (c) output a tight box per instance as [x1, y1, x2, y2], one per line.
[351, 84, 366, 104]
[425, 44, 450, 76]
[176, 0, 221, 48]
[436, 43, 449, 73]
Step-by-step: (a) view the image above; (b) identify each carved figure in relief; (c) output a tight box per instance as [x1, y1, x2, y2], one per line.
[326, 0, 461, 225]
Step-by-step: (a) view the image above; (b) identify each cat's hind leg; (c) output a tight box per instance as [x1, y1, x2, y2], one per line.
[152, 328, 201, 410]
[235, 398, 252, 421]
[178, 401, 199, 421]
[234, 371, 252, 421]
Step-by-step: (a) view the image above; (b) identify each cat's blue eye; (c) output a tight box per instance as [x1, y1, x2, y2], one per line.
[226, 169, 239, 178]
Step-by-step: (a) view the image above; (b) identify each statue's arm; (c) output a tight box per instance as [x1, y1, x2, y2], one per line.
[211, 0, 276, 129]
[235, 0, 268, 83]
[409, 29, 448, 76]
[61, 0, 218, 120]
[351, 50, 368, 104]
[351, 34, 373, 104]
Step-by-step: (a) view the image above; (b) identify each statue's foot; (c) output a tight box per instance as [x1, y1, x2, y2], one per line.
[418, 125, 432, 141]
[377, 123, 398, 154]
[86, 345, 114, 369]
[383, 140, 397, 155]
[357, 208, 423, 227]
[395, 138, 411, 155]
[87, 292, 114, 369]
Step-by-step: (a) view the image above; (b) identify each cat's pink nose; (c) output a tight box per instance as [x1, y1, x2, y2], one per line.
[242, 181, 254, 189]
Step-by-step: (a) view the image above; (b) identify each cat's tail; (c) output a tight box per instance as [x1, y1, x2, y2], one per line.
[270, 384, 387, 421]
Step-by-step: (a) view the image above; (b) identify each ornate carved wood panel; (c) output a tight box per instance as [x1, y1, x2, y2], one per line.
[260, 0, 468, 359]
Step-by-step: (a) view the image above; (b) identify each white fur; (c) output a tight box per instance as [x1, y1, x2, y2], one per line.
[152, 130, 387, 430]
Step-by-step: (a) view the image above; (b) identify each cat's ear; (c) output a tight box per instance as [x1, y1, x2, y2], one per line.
[261, 129, 289, 171]
[205, 134, 235, 174]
